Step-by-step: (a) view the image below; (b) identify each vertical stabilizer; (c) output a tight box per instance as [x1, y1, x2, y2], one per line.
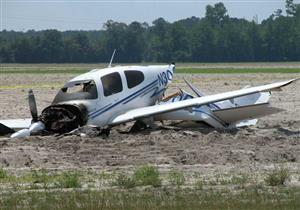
[183, 78, 205, 97]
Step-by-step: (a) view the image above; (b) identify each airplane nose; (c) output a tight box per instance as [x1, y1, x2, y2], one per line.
[29, 121, 45, 134]
[10, 121, 45, 138]
[39, 104, 88, 133]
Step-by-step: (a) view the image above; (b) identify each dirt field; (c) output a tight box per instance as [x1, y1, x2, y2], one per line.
[0, 73, 299, 186]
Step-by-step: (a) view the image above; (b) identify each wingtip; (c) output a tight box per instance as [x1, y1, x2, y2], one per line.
[282, 78, 299, 87]
[0, 123, 15, 136]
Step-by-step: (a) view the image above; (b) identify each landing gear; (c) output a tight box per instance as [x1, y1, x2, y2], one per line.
[129, 120, 148, 133]
[129, 117, 157, 133]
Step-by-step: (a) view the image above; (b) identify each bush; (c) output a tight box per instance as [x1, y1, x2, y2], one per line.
[265, 167, 290, 186]
[56, 171, 81, 188]
[133, 165, 161, 187]
[168, 170, 185, 187]
[114, 173, 136, 189]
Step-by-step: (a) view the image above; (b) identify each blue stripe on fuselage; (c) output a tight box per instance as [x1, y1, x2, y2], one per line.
[122, 81, 158, 104]
[151, 87, 165, 97]
[88, 103, 112, 117]
[90, 79, 158, 119]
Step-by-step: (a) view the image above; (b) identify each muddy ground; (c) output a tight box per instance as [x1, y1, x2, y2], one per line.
[0, 73, 299, 182]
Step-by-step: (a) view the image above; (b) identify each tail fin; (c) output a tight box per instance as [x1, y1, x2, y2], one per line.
[183, 78, 205, 97]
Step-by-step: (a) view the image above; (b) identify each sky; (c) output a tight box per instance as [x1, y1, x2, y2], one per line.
[1, 0, 297, 31]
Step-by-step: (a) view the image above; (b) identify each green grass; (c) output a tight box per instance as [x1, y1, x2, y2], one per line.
[113, 165, 161, 188]
[0, 66, 299, 74]
[0, 187, 299, 210]
[55, 171, 82, 189]
[114, 173, 137, 189]
[176, 68, 300, 74]
[0, 68, 87, 74]
[133, 165, 161, 187]
[0, 168, 8, 179]
[0, 167, 299, 209]
[265, 167, 290, 186]
[168, 170, 185, 187]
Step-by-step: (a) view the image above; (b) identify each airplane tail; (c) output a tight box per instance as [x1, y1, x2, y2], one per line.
[169, 63, 176, 77]
[212, 103, 283, 126]
[180, 80, 284, 128]
[212, 89, 283, 128]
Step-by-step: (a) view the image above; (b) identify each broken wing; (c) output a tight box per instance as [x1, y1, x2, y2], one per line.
[109, 78, 298, 125]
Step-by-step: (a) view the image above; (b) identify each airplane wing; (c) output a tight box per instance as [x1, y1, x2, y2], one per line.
[0, 119, 32, 129]
[109, 78, 298, 125]
[0, 118, 32, 135]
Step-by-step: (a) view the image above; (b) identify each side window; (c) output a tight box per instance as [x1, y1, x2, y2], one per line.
[101, 72, 123, 96]
[125, 70, 145, 89]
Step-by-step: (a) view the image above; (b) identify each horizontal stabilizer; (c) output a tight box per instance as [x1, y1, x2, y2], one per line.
[213, 103, 283, 124]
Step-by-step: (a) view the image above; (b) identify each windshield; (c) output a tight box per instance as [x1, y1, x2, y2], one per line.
[52, 80, 98, 104]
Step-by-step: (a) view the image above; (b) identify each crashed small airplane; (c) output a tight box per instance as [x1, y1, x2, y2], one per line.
[0, 54, 298, 138]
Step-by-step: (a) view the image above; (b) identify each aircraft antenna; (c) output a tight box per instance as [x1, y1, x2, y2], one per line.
[108, 49, 116, 68]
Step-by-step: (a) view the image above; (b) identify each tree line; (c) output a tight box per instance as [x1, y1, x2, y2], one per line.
[1, 0, 299, 63]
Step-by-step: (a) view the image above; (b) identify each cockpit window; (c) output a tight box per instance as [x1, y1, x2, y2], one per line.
[52, 80, 98, 104]
[101, 72, 123, 96]
[125, 70, 144, 89]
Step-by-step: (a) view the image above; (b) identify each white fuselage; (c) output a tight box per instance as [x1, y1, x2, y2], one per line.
[60, 65, 174, 127]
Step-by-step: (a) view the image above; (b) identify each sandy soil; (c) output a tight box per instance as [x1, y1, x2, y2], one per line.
[0, 73, 299, 177]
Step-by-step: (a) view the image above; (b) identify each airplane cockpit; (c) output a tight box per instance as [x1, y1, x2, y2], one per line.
[52, 79, 98, 104]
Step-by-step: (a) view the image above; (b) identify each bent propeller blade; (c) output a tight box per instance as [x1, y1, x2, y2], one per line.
[28, 89, 38, 122]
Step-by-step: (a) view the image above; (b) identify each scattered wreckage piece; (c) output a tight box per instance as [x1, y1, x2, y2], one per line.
[64, 125, 110, 138]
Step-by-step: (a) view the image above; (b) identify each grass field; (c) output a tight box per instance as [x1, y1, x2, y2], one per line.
[1, 188, 300, 210]
[1, 63, 300, 74]
[0, 166, 299, 210]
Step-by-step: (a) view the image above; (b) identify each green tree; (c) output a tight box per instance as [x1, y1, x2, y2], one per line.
[64, 33, 91, 62]
[1, 1, 300, 63]
[38, 30, 64, 62]
[205, 2, 229, 24]
[169, 22, 190, 61]
[146, 18, 172, 62]
[286, 0, 297, 16]
[103, 20, 128, 62]
[124, 22, 146, 62]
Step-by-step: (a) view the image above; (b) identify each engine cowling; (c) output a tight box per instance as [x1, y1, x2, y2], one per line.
[39, 104, 88, 133]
